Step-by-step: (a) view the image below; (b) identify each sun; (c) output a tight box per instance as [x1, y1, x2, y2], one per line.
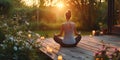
[56, 2, 64, 9]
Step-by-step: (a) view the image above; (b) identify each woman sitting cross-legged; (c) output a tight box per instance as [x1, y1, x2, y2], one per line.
[53, 10, 81, 47]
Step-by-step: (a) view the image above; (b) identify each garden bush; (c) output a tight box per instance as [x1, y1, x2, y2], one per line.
[0, 30, 6, 44]
[94, 44, 120, 60]
[0, 15, 51, 60]
[0, 0, 13, 15]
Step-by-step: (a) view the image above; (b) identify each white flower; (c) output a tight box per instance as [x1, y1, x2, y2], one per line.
[13, 46, 18, 51]
[28, 30, 32, 33]
[25, 21, 29, 26]
[3, 23, 8, 26]
[36, 33, 40, 37]
[9, 36, 14, 41]
[25, 42, 30, 48]
[17, 31, 23, 35]
[0, 44, 4, 47]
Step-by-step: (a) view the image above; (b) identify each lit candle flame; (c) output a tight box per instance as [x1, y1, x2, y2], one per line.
[28, 34, 31, 38]
[47, 46, 53, 53]
[58, 55, 63, 60]
[56, 2, 64, 9]
[92, 30, 96, 36]
[40, 36, 45, 40]
[89, 35, 92, 37]
[95, 58, 99, 60]
[100, 31, 103, 35]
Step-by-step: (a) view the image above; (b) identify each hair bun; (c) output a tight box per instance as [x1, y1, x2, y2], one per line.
[66, 10, 71, 18]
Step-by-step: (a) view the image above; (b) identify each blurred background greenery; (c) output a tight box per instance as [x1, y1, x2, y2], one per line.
[0, 0, 120, 36]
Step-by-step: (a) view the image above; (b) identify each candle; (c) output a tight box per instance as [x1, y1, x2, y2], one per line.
[106, 51, 109, 55]
[47, 46, 53, 53]
[92, 30, 96, 36]
[100, 31, 103, 35]
[95, 58, 99, 60]
[58, 55, 63, 60]
[49, 48, 53, 53]
[47, 46, 50, 50]
[28, 34, 31, 38]
[89, 35, 92, 37]
[40, 36, 45, 40]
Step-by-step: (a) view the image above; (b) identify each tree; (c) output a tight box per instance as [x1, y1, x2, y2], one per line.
[12, 0, 24, 8]
[63, 0, 96, 30]
[0, 0, 13, 15]
[63, 0, 107, 30]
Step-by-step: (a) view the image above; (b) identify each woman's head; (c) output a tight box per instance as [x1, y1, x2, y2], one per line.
[65, 10, 71, 21]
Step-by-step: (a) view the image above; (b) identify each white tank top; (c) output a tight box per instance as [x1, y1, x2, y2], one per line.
[62, 21, 76, 44]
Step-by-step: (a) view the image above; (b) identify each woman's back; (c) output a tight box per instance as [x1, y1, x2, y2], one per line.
[62, 21, 76, 44]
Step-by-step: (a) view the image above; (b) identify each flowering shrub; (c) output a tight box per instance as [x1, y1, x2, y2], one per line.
[0, 16, 42, 60]
[94, 44, 120, 60]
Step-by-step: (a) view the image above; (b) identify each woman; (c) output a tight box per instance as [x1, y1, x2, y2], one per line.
[54, 10, 81, 47]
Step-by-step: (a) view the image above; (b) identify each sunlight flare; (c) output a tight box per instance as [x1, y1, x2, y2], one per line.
[56, 2, 64, 9]
[21, 0, 40, 7]
[21, 0, 65, 9]
[97, 0, 105, 2]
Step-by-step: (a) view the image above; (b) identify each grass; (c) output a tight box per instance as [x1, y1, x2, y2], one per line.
[81, 31, 91, 36]
[34, 30, 91, 38]
[34, 30, 59, 37]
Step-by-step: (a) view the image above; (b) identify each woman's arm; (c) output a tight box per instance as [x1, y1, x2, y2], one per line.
[74, 28, 79, 35]
[74, 24, 80, 36]
[56, 25, 64, 36]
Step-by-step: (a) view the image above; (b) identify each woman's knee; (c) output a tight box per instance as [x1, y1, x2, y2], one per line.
[77, 34, 81, 40]
[78, 34, 81, 37]
[53, 35, 63, 44]
[53, 35, 58, 42]
[54, 35, 58, 39]
[75, 34, 81, 45]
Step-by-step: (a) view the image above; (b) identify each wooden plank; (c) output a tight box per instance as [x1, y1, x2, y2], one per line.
[81, 36, 120, 50]
[38, 35, 120, 60]
[39, 38, 94, 60]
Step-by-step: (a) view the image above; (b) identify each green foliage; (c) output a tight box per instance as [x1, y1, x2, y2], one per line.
[0, 0, 110, 31]
[0, 15, 47, 60]
[0, 0, 13, 15]
[11, 0, 24, 8]
[34, 30, 59, 38]
[0, 0, 109, 31]
[0, 30, 5, 44]
[68, 0, 108, 30]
